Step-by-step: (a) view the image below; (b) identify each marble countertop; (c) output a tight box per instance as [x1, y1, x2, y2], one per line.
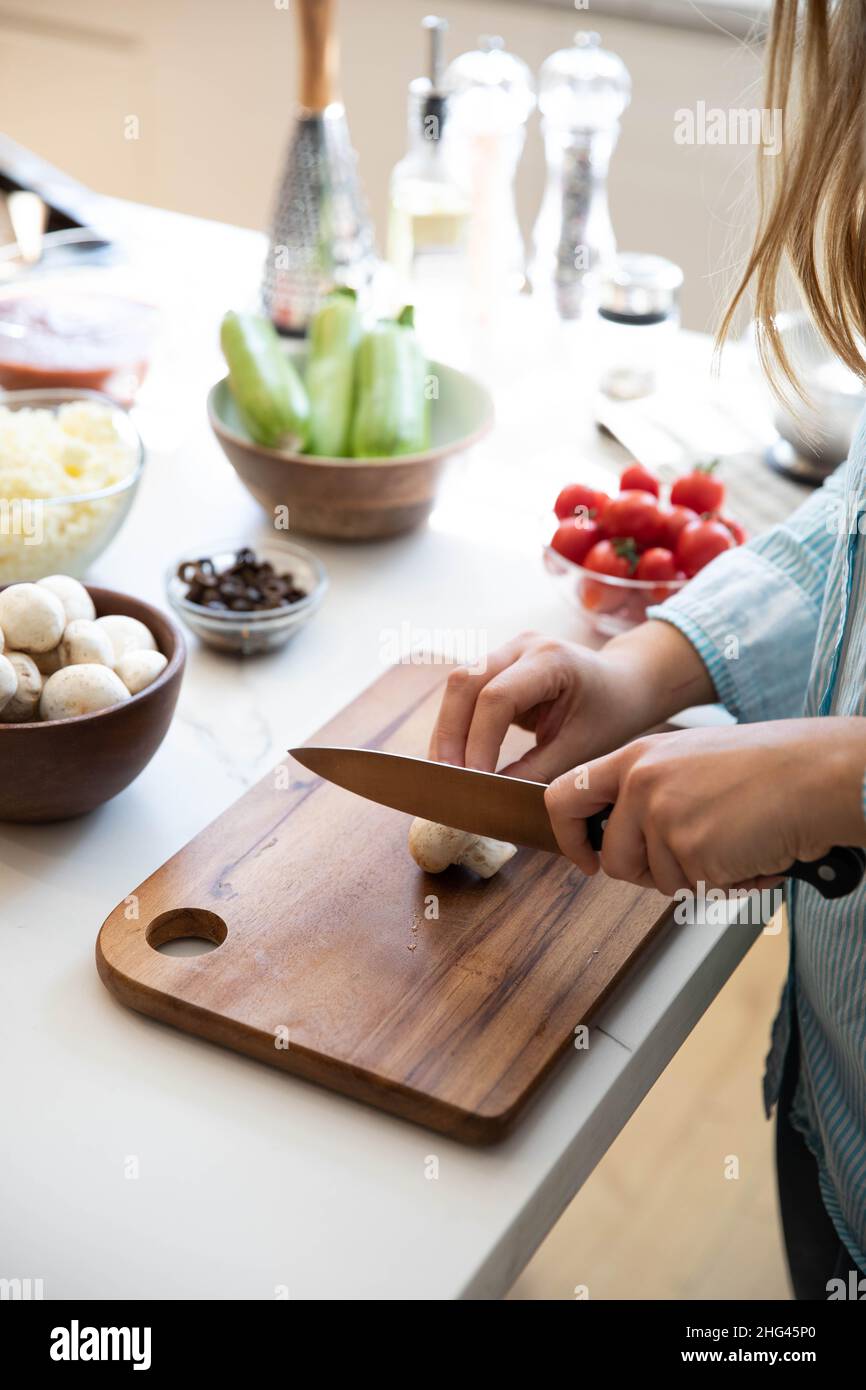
[0, 200, 792, 1299]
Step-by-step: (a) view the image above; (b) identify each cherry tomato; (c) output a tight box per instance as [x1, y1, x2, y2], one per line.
[670, 463, 725, 514]
[579, 539, 637, 612]
[599, 490, 665, 549]
[635, 546, 683, 603]
[718, 512, 748, 545]
[635, 547, 678, 582]
[554, 483, 610, 521]
[620, 462, 660, 497]
[549, 517, 602, 566]
[675, 519, 735, 577]
[657, 504, 699, 552]
[583, 539, 637, 578]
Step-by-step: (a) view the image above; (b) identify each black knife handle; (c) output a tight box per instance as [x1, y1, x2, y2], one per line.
[586, 805, 613, 853]
[787, 845, 866, 900]
[585, 804, 865, 901]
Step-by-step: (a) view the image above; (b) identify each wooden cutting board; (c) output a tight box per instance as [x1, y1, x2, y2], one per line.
[97, 662, 672, 1143]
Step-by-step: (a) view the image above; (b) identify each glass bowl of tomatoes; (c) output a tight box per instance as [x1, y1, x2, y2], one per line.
[544, 462, 746, 637]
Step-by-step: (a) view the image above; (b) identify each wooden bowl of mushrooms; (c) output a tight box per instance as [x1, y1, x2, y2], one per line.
[0, 576, 185, 822]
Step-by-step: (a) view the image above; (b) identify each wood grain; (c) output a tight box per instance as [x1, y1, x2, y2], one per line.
[96, 662, 672, 1143]
[297, 0, 337, 111]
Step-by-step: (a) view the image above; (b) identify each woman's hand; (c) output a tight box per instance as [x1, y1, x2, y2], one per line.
[545, 718, 866, 894]
[429, 622, 716, 783]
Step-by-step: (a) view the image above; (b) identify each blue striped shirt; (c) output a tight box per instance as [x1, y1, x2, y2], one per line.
[648, 412, 866, 1274]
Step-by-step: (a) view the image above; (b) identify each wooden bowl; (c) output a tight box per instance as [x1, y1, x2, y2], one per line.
[0, 586, 185, 823]
[207, 359, 494, 541]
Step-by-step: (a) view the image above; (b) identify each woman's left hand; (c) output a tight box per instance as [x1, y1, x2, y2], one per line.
[545, 717, 866, 894]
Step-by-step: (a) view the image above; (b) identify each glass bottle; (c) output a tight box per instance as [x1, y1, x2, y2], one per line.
[530, 31, 631, 320]
[386, 16, 470, 302]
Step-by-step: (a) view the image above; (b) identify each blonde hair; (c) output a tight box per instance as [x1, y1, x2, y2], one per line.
[718, 0, 866, 401]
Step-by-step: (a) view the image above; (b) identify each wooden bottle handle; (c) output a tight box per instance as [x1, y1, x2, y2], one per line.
[296, 0, 338, 111]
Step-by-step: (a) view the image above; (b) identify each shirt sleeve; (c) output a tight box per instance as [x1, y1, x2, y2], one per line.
[646, 463, 848, 723]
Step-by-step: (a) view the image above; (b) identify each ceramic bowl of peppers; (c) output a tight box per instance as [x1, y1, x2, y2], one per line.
[544, 460, 747, 637]
[208, 295, 494, 542]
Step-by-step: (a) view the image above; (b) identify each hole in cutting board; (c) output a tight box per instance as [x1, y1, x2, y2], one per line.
[146, 909, 227, 957]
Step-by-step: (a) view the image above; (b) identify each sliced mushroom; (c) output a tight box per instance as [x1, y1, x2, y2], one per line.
[58, 619, 115, 669]
[408, 818, 517, 879]
[0, 652, 16, 716]
[115, 649, 167, 695]
[94, 614, 157, 664]
[40, 664, 130, 722]
[2, 652, 43, 722]
[37, 574, 96, 623]
[0, 583, 65, 654]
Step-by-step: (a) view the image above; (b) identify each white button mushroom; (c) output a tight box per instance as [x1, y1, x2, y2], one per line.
[33, 646, 63, 676]
[94, 614, 157, 664]
[1, 652, 43, 722]
[40, 664, 130, 722]
[0, 583, 65, 654]
[0, 652, 16, 716]
[408, 818, 517, 879]
[37, 574, 96, 623]
[115, 649, 167, 695]
[58, 619, 115, 669]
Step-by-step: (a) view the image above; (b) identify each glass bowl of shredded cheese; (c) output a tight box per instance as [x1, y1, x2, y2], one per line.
[0, 388, 144, 581]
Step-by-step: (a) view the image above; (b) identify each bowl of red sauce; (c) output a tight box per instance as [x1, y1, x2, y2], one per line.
[0, 289, 157, 404]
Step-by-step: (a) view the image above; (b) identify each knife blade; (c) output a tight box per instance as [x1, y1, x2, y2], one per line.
[289, 745, 609, 854]
[289, 745, 866, 900]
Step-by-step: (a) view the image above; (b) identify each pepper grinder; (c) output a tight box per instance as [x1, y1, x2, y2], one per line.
[446, 35, 535, 316]
[530, 31, 631, 320]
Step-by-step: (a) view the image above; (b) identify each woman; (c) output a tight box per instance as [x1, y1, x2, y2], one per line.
[430, 1, 866, 1299]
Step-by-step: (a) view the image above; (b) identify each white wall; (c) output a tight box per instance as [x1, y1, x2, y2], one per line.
[0, 0, 763, 330]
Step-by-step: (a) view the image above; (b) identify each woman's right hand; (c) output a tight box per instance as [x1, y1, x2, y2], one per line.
[428, 622, 716, 783]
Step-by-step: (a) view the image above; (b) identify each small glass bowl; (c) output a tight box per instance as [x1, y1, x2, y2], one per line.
[166, 537, 328, 655]
[544, 545, 687, 638]
[0, 387, 144, 581]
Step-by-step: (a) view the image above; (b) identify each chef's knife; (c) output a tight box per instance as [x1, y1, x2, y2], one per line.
[289, 747, 865, 900]
[292, 745, 604, 853]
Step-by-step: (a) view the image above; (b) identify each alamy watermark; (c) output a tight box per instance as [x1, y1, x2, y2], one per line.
[826, 498, 866, 536]
[0, 498, 43, 546]
[674, 101, 782, 157]
[0, 1276, 44, 1300]
[673, 881, 784, 926]
[379, 622, 488, 674]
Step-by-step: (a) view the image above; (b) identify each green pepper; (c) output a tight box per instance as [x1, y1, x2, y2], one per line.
[350, 305, 430, 458]
[305, 288, 361, 457]
[220, 311, 310, 450]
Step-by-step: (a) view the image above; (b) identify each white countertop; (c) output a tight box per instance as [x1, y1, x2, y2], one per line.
[1, 203, 780, 1300]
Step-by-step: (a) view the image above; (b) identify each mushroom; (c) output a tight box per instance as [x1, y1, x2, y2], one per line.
[408, 818, 517, 879]
[0, 583, 65, 654]
[1, 652, 43, 722]
[40, 664, 130, 722]
[37, 574, 96, 623]
[0, 626, 4, 655]
[58, 619, 115, 669]
[94, 614, 157, 664]
[33, 647, 63, 677]
[0, 652, 16, 716]
[115, 649, 167, 695]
